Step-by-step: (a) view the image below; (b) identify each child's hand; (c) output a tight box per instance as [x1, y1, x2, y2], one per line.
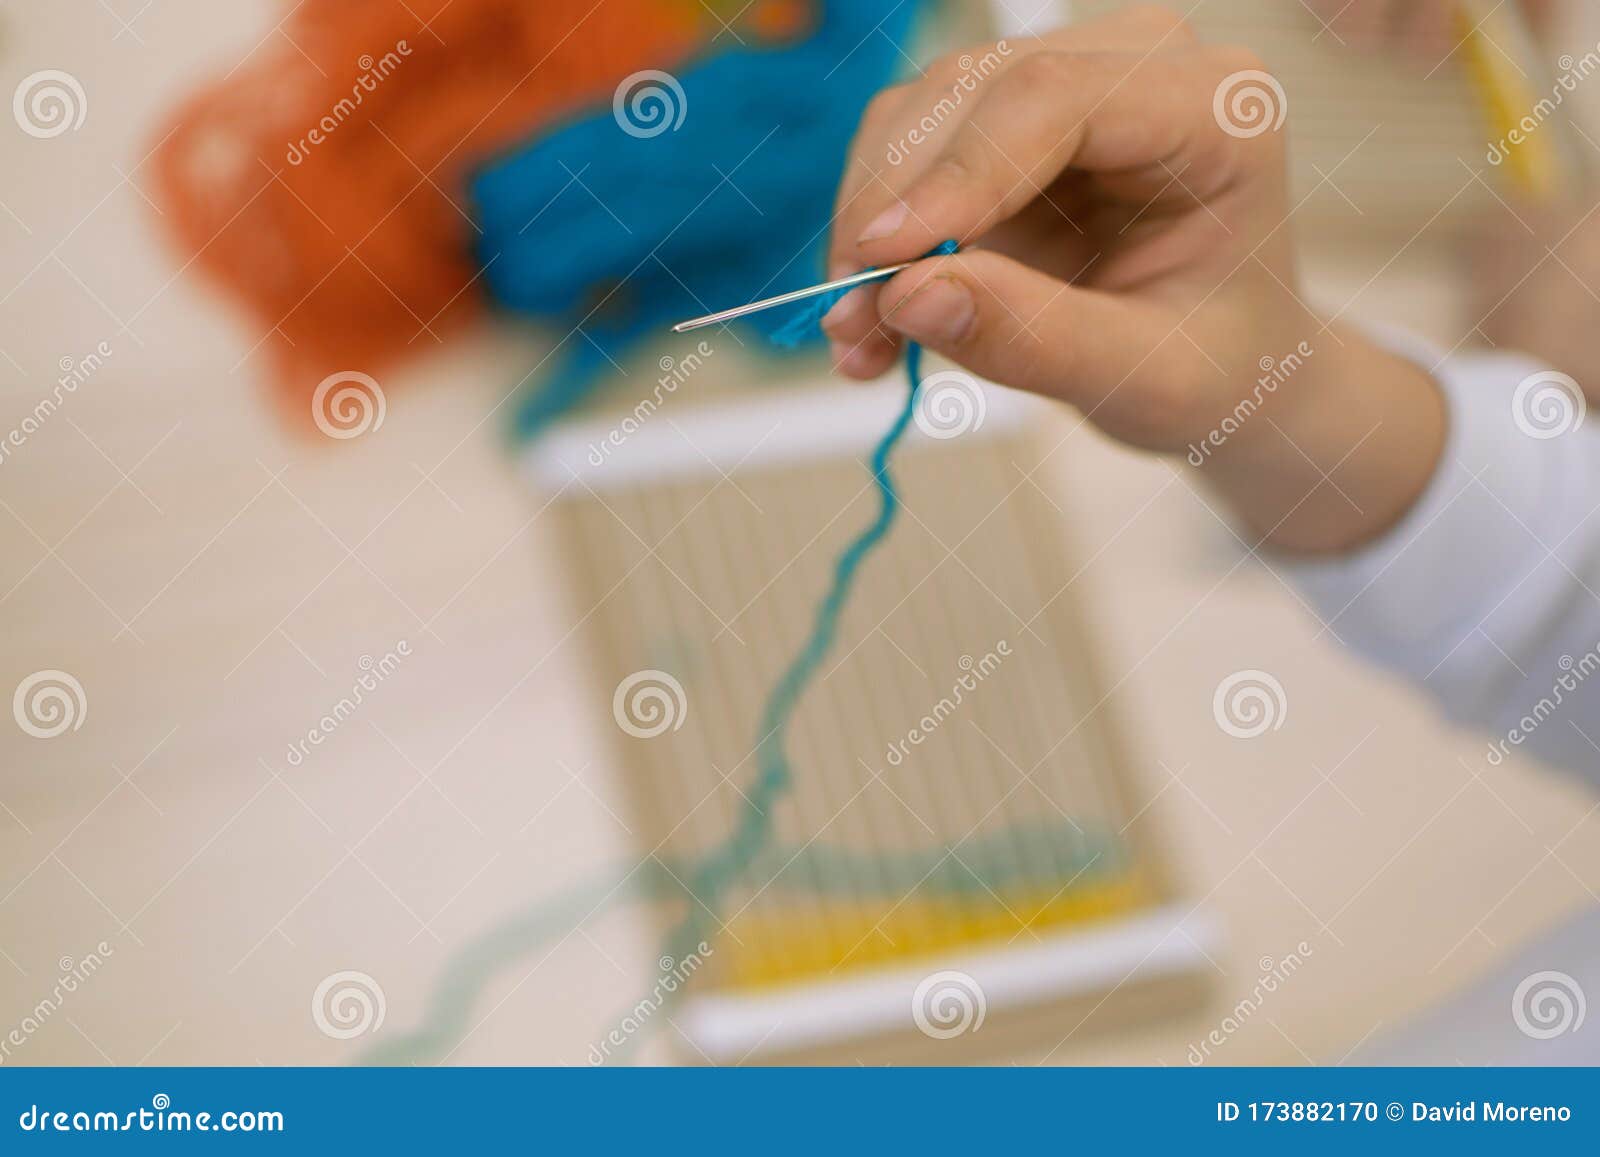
[825, 5, 1447, 554]
[824, 6, 1298, 453]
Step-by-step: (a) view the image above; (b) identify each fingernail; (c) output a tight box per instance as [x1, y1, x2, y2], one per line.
[830, 340, 879, 378]
[884, 278, 975, 344]
[857, 202, 908, 244]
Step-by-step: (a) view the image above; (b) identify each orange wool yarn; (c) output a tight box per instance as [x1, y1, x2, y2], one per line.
[152, 0, 720, 402]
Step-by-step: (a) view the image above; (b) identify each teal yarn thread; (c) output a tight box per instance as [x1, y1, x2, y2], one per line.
[650, 345, 920, 972]
[645, 240, 962, 1013]
[367, 242, 974, 1066]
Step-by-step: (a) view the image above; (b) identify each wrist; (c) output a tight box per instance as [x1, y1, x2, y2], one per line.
[1193, 324, 1448, 555]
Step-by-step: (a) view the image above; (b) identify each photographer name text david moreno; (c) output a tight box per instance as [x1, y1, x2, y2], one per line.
[1412, 1102, 1571, 1124]
[1217, 1100, 1572, 1125]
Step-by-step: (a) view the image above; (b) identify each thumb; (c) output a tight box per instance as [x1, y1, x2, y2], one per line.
[875, 250, 1202, 446]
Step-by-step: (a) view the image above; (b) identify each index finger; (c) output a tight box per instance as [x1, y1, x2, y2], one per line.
[841, 45, 1284, 271]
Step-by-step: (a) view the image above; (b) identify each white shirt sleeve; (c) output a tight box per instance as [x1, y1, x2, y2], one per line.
[1286, 340, 1600, 788]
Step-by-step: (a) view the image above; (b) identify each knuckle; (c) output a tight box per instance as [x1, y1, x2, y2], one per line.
[925, 41, 1009, 86]
[924, 144, 993, 201]
[849, 86, 915, 169]
[861, 87, 904, 127]
[922, 50, 971, 88]
[1007, 49, 1081, 93]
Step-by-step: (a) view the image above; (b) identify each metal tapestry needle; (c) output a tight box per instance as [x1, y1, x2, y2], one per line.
[670, 261, 915, 334]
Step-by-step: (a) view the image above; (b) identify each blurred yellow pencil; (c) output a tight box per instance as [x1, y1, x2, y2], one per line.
[1457, 0, 1580, 200]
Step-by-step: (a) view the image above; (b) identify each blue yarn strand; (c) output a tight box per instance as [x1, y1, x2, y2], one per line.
[651, 242, 959, 982]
